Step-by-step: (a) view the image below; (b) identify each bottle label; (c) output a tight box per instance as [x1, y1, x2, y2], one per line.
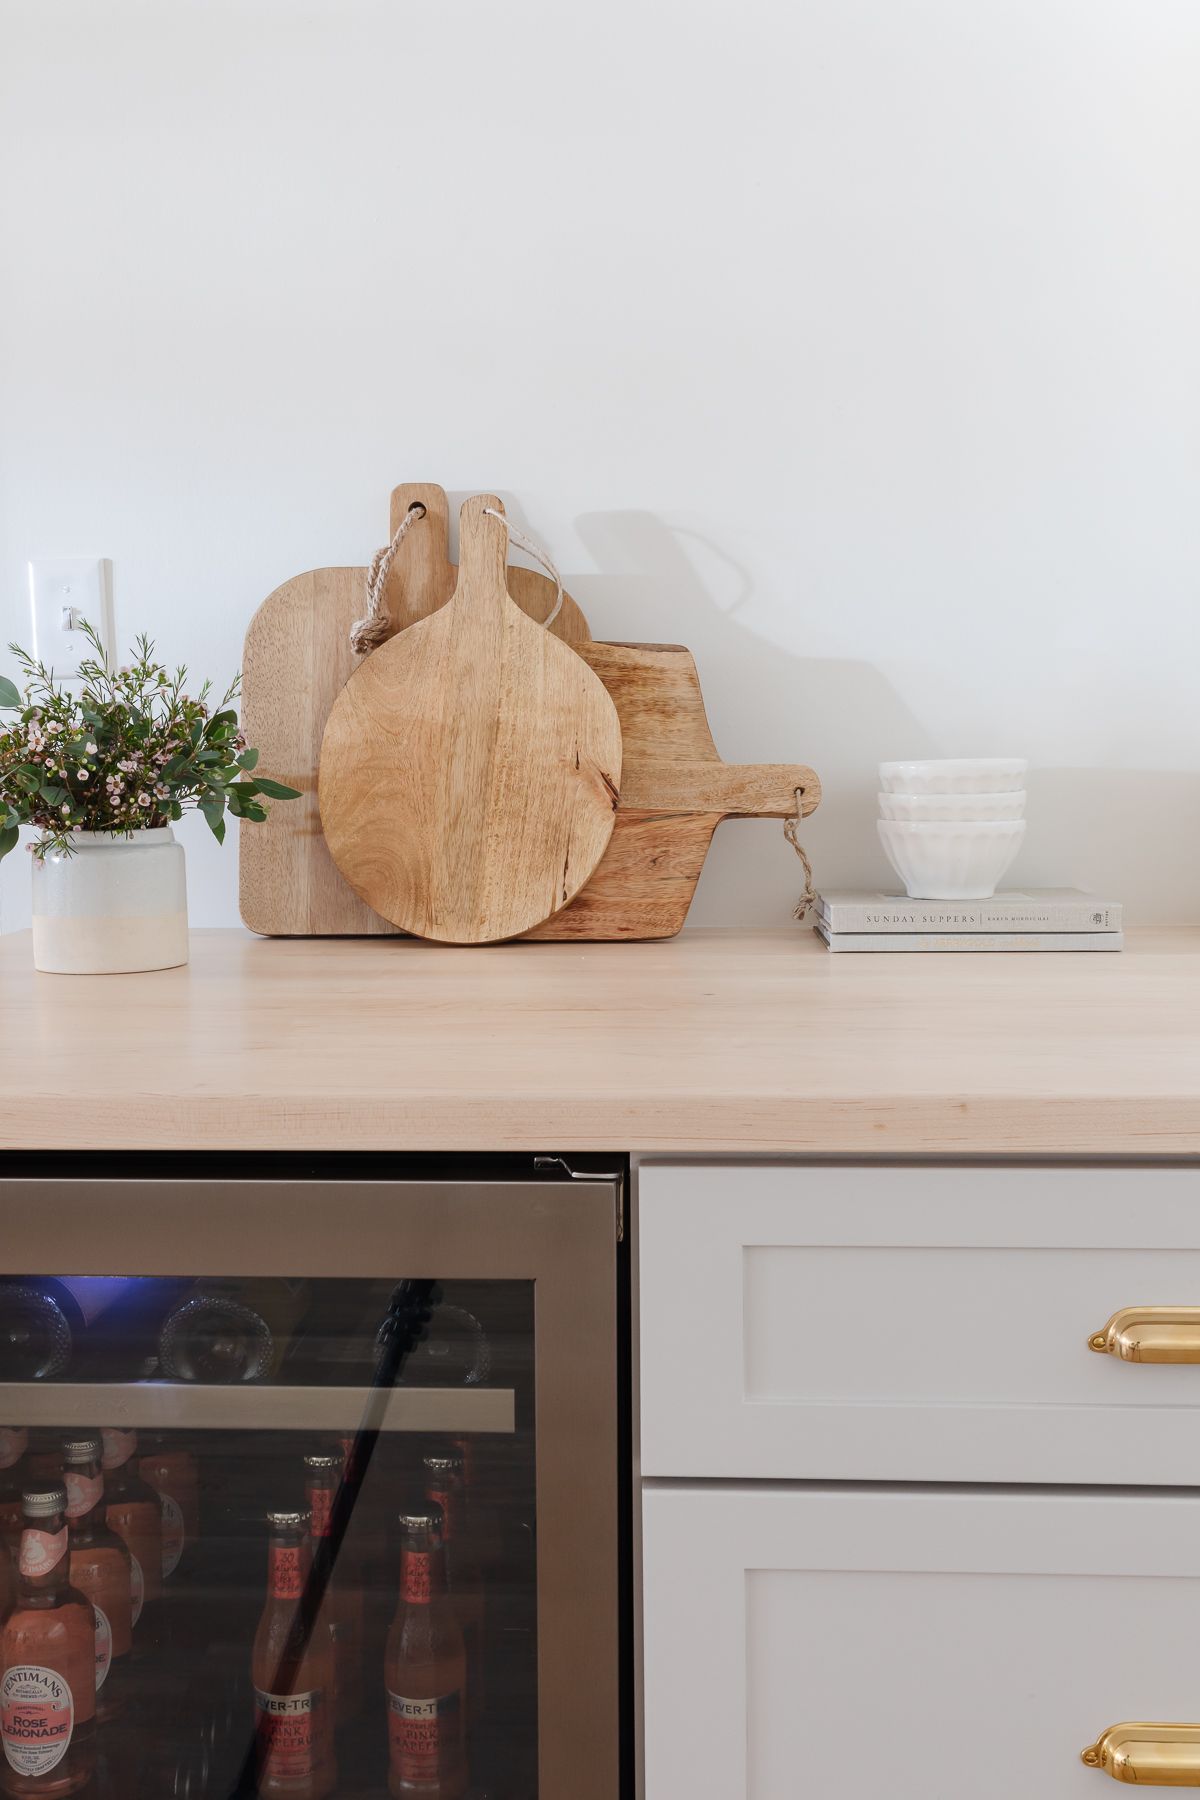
[93, 1606, 112, 1690]
[100, 1429, 136, 1472]
[387, 1691, 461, 1782]
[307, 1485, 333, 1540]
[1, 1666, 74, 1778]
[64, 1470, 103, 1520]
[428, 1486, 454, 1543]
[129, 1553, 144, 1626]
[19, 1526, 67, 1579]
[0, 1429, 27, 1471]
[270, 1545, 304, 1600]
[160, 1494, 185, 1578]
[254, 1690, 322, 1780]
[402, 1551, 433, 1604]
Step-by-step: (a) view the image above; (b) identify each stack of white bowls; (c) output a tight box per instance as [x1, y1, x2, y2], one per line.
[877, 759, 1027, 900]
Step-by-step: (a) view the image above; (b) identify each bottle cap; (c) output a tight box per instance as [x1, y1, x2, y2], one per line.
[397, 1507, 443, 1534]
[61, 1435, 102, 1464]
[302, 1453, 341, 1472]
[23, 1485, 67, 1518]
[265, 1508, 311, 1529]
[423, 1452, 464, 1475]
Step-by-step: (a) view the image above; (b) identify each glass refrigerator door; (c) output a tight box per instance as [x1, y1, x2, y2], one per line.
[0, 1173, 620, 1800]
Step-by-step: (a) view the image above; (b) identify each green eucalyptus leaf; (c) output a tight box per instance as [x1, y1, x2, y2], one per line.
[200, 797, 226, 844]
[236, 747, 259, 771]
[0, 676, 20, 709]
[0, 825, 18, 860]
[250, 778, 301, 799]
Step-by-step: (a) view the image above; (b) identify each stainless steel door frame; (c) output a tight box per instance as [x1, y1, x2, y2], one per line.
[0, 1175, 621, 1800]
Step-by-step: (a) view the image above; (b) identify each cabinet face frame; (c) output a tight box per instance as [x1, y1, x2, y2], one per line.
[637, 1161, 1200, 1484]
[641, 1482, 1200, 1800]
[0, 1174, 622, 1800]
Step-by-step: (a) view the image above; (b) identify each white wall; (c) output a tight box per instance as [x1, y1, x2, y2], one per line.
[3, 0, 1198, 934]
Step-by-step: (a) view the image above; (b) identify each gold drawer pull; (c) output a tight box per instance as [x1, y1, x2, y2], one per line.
[1088, 1307, 1200, 1363]
[1082, 1723, 1200, 1784]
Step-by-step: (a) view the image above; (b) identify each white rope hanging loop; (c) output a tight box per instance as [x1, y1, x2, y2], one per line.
[482, 509, 564, 630]
[349, 501, 428, 655]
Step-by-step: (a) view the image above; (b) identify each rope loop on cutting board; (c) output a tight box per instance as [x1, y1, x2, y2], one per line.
[350, 501, 428, 655]
[482, 509, 564, 630]
[350, 502, 565, 655]
[784, 788, 817, 922]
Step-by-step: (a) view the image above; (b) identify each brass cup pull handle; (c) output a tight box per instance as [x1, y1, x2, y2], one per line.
[1083, 1723, 1200, 1784]
[1088, 1307, 1200, 1363]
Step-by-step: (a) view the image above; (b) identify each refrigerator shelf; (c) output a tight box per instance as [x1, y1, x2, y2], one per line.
[3, 1379, 516, 1433]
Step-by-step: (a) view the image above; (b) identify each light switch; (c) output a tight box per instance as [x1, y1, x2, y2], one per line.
[27, 558, 115, 674]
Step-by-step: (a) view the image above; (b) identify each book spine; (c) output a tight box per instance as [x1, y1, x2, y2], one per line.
[817, 929, 1124, 953]
[818, 903, 1121, 933]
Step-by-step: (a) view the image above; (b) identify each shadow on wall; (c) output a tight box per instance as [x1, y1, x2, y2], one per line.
[559, 510, 1199, 927]
[567, 508, 936, 925]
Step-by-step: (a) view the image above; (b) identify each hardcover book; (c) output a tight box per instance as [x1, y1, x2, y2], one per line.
[815, 888, 1121, 934]
[815, 920, 1124, 954]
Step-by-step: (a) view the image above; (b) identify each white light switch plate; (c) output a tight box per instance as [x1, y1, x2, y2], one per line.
[27, 558, 115, 674]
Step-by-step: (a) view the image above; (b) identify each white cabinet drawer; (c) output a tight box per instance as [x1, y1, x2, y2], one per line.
[642, 1484, 1200, 1800]
[638, 1163, 1200, 1483]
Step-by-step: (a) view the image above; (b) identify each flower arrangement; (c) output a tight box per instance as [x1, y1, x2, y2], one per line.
[0, 621, 298, 862]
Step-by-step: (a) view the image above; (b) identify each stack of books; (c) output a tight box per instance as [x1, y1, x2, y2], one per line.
[814, 889, 1123, 953]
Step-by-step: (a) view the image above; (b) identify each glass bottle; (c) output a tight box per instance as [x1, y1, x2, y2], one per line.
[251, 1509, 336, 1800]
[61, 1439, 131, 1725]
[138, 1434, 199, 1584]
[384, 1509, 467, 1800]
[0, 1437, 29, 1563]
[422, 1454, 485, 1714]
[99, 1431, 161, 1648]
[158, 1281, 308, 1384]
[0, 1485, 96, 1797]
[302, 1454, 363, 1729]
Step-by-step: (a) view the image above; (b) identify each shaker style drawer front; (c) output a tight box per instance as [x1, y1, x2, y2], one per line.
[638, 1163, 1200, 1483]
[641, 1485, 1200, 1800]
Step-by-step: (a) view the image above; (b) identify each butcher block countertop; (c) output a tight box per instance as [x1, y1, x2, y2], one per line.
[1, 926, 1198, 1156]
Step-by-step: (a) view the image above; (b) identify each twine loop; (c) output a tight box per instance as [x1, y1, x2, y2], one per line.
[350, 502, 428, 655]
[784, 787, 816, 922]
[350, 501, 565, 654]
[482, 508, 564, 629]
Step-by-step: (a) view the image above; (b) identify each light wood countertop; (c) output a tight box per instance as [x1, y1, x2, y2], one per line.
[1, 927, 1198, 1156]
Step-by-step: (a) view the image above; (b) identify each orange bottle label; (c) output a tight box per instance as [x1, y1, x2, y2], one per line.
[428, 1487, 454, 1543]
[1, 1665, 74, 1780]
[387, 1691, 461, 1783]
[19, 1527, 67, 1579]
[93, 1606, 112, 1690]
[270, 1545, 304, 1601]
[254, 1689, 322, 1780]
[402, 1552, 432, 1605]
[307, 1486, 333, 1540]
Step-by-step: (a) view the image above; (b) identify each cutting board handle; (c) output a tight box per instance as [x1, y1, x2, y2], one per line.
[455, 494, 512, 608]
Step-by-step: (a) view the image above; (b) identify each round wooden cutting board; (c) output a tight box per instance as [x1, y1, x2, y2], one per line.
[318, 495, 623, 943]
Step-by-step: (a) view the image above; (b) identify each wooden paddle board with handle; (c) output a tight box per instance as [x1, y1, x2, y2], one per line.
[318, 496, 623, 943]
[525, 641, 820, 939]
[239, 483, 588, 935]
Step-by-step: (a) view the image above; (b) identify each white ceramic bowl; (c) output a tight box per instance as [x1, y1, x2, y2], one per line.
[879, 758, 1028, 795]
[878, 790, 1026, 822]
[877, 818, 1026, 899]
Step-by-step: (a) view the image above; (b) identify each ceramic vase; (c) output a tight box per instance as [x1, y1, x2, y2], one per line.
[31, 828, 188, 974]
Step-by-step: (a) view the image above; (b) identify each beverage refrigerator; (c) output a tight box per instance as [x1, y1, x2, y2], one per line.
[0, 1156, 627, 1800]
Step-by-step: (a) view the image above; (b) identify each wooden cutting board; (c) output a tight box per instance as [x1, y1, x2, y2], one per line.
[317, 496, 623, 944]
[240, 483, 589, 936]
[241, 482, 820, 940]
[524, 642, 820, 939]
